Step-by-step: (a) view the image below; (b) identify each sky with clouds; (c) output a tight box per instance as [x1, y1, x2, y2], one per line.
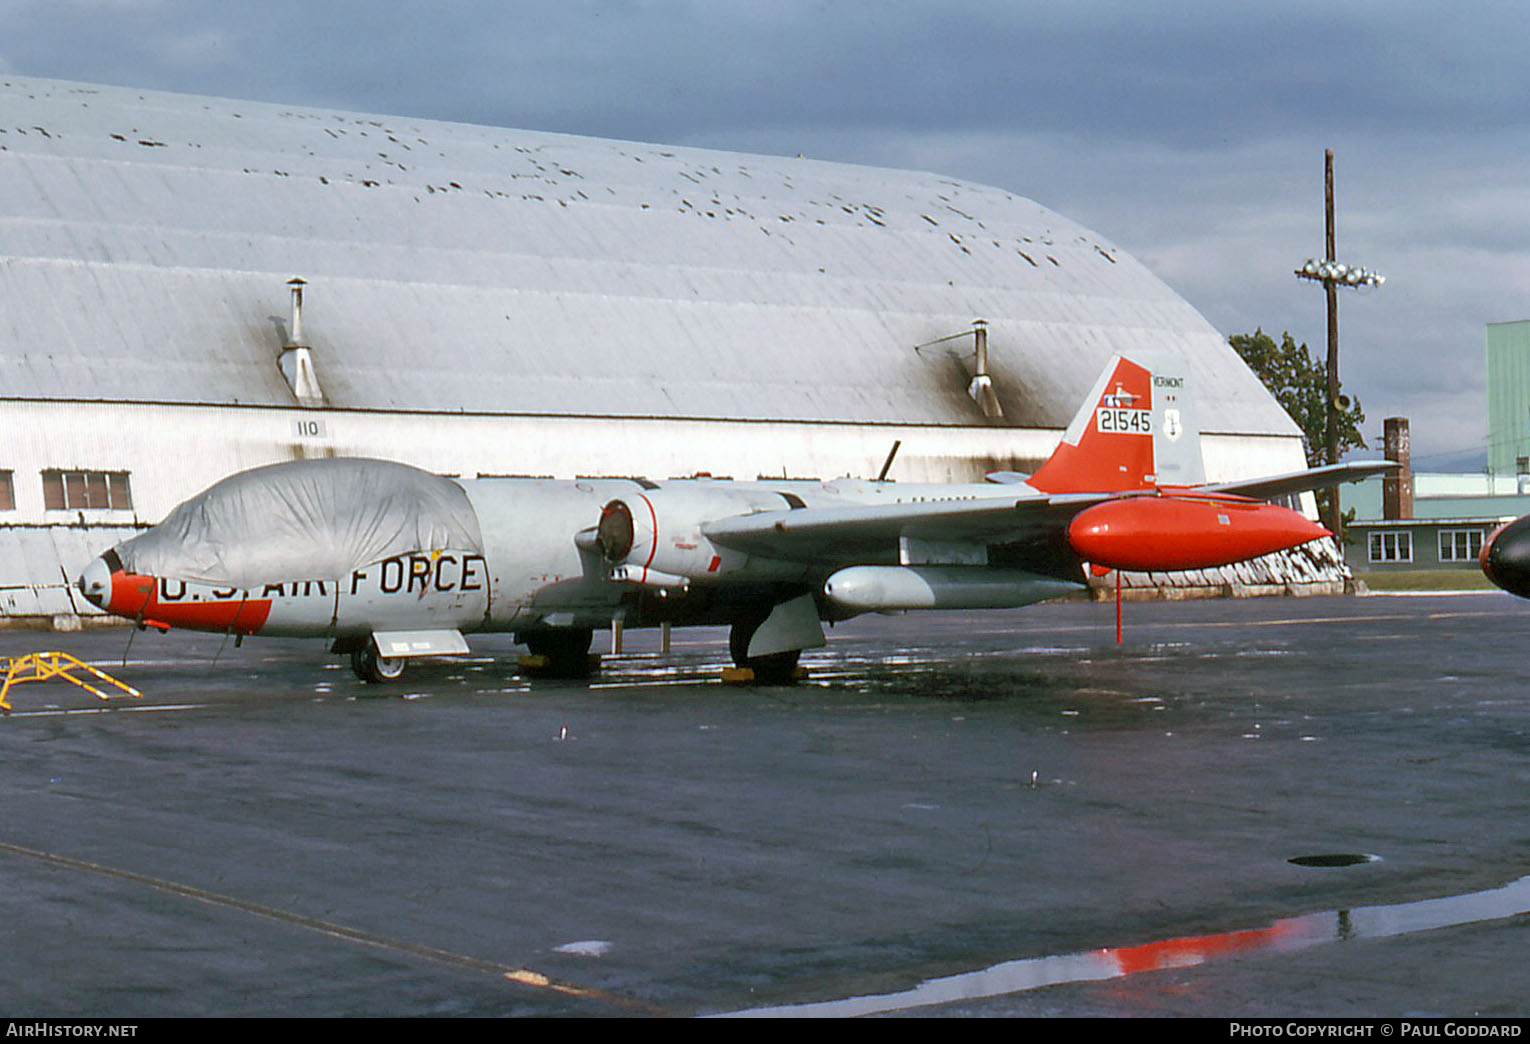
[5, 0, 1527, 468]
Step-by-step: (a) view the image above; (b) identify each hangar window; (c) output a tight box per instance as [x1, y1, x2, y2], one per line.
[1438, 529, 1485, 563]
[1368, 530, 1412, 564]
[41, 470, 133, 511]
[0, 471, 12, 511]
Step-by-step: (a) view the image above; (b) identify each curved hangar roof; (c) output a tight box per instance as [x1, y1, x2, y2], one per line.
[0, 76, 1294, 436]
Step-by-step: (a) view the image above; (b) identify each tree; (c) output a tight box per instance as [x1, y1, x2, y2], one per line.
[1230, 329, 1367, 537]
[1229, 329, 1366, 467]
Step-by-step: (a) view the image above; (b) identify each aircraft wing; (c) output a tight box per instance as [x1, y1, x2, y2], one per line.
[702, 493, 1106, 565]
[701, 461, 1396, 569]
[1199, 460, 1396, 503]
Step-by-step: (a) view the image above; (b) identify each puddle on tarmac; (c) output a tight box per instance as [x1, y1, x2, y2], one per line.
[718, 871, 1530, 1018]
[1289, 853, 1378, 868]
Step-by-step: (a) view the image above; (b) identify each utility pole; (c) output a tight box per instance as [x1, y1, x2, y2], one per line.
[1324, 152, 1338, 481]
[1294, 149, 1384, 542]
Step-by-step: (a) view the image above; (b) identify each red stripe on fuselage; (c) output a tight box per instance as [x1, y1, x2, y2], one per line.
[635, 492, 660, 585]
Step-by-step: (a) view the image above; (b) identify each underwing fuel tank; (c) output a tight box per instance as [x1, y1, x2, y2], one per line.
[1066, 495, 1330, 573]
[823, 566, 1082, 612]
[1481, 515, 1530, 598]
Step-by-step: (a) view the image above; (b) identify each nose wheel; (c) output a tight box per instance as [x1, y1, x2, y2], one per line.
[351, 640, 406, 683]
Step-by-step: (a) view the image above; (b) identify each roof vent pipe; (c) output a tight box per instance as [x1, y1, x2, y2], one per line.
[287, 276, 307, 347]
[967, 319, 1003, 420]
[913, 320, 1003, 420]
[278, 276, 326, 408]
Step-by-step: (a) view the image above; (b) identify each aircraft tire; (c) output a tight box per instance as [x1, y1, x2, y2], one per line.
[728, 617, 801, 685]
[523, 627, 595, 678]
[351, 642, 406, 684]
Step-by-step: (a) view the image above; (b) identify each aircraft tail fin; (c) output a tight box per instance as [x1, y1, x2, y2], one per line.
[1027, 354, 1204, 494]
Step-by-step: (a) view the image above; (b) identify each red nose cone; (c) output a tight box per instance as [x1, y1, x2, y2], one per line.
[1068, 496, 1331, 573]
[79, 549, 272, 634]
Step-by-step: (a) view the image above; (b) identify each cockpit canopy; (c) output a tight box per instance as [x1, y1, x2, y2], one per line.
[112, 457, 484, 587]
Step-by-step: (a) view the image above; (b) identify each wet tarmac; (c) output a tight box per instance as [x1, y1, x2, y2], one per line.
[2, 592, 1530, 1017]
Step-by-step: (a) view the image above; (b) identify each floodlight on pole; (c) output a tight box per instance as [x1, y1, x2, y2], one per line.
[1290, 150, 1384, 545]
[1295, 259, 1385, 288]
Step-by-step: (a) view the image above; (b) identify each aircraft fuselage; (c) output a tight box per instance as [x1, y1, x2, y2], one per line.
[80, 475, 1050, 641]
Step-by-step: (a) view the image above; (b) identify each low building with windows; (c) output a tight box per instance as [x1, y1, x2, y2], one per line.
[1348, 514, 1513, 573]
[1343, 464, 1527, 578]
[1342, 411, 1530, 581]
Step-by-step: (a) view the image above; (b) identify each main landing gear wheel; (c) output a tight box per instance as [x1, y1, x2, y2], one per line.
[729, 616, 801, 685]
[351, 640, 406, 684]
[521, 627, 595, 678]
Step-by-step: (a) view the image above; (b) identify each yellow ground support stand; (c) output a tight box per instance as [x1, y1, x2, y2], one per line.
[0, 652, 143, 713]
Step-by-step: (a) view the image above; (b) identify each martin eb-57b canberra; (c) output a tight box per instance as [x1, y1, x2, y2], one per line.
[78, 355, 1390, 682]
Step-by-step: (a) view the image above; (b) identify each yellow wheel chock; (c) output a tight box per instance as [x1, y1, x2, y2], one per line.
[0, 652, 143, 714]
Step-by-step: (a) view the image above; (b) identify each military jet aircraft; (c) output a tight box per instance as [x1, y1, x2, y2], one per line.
[77, 354, 1391, 683]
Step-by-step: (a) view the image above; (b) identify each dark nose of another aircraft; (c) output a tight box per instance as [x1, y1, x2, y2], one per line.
[1481, 515, 1530, 598]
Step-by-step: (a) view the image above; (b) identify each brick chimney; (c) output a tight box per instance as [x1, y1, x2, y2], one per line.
[1383, 417, 1412, 520]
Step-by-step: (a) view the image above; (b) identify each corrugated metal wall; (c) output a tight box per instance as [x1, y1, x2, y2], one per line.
[1486, 321, 1530, 477]
[0, 524, 143, 622]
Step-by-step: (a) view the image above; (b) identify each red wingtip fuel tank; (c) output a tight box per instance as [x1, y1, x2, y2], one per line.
[1067, 494, 1331, 573]
[1481, 515, 1530, 599]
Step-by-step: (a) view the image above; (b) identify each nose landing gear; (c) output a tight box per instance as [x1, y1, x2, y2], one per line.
[350, 639, 406, 683]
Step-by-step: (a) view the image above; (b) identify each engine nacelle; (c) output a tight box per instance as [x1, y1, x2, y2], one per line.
[594, 484, 799, 585]
[1067, 494, 1330, 572]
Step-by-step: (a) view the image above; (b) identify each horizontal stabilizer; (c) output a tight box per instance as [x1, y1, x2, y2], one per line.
[1201, 460, 1396, 502]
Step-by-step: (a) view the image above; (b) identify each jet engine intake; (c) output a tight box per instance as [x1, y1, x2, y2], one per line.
[594, 486, 792, 585]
